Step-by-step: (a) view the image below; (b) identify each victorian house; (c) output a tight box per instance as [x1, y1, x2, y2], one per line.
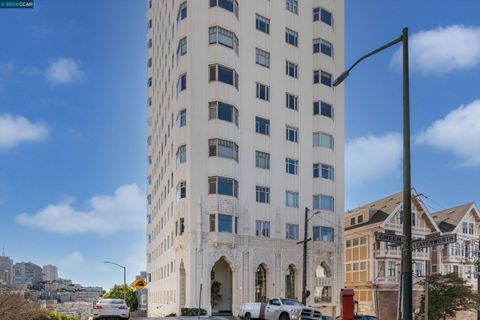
[343, 190, 440, 319]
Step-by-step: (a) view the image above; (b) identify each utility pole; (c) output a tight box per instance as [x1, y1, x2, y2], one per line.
[302, 207, 310, 305]
[397, 245, 404, 320]
[297, 207, 319, 305]
[333, 27, 412, 319]
[425, 260, 430, 320]
[401, 27, 413, 320]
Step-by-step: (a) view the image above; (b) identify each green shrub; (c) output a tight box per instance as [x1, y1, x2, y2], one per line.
[165, 312, 177, 317]
[37, 312, 78, 320]
[180, 307, 207, 316]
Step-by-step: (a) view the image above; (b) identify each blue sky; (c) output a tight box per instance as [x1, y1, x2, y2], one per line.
[0, 1, 479, 290]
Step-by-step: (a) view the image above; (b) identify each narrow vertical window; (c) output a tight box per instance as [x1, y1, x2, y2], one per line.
[177, 37, 187, 63]
[285, 158, 299, 175]
[176, 181, 186, 200]
[286, 61, 298, 78]
[286, 93, 298, 110]
[285, 126, 298, 143]
[256, 151, 270, 169]
[256, 48, 270, 68]
[177, 2, 187, 23]
[286, 191, 299, 208]
[176, 74, 187, 96]
[176, 145, 187, 166]
[285, 0, 298, 14]
[285, 28, 298, 47]
[256, 220, 270, 237]
[256, 117, 270, 135]
[176, 110, 187, 128]
[256, 83, 270, 101]
[256, 186, 270, 203]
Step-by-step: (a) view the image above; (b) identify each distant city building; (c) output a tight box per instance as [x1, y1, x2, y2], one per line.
[42, 264, 59, 282]
[14, 262, 43, 285]
[0, 256, 14, 284]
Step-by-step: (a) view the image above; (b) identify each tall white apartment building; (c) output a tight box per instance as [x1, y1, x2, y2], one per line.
[42, 264, 59, 282]
[146, 0, 344, 317]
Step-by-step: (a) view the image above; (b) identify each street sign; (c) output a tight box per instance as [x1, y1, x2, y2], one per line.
[375, 231, 405, 244]
[130, 277, 148, 290]
[412, 233, 457, 250]
[425, 232, 440, 239]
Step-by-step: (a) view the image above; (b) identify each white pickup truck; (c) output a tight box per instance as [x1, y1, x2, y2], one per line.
[239, 298, 322, 320]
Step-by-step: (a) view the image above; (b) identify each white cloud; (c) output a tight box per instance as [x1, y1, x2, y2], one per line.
[391, 25, 480, 75]
[45, 57, 83, 84]
[60, 251, 86, 267]
[16, 184, 146, 235]
[346, 132, 402, 187]
[416, 99, 480, 166]
[0, 114, 49, 150]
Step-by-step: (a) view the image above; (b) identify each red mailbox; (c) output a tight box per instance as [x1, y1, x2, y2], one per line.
[340, 289, 355, 320]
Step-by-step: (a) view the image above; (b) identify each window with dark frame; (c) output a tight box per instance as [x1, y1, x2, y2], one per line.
[256, 14, 270, 34]
[256, 82, 270, 101]
[256, 117, 270, 135]
[208, 176, 238, 197]
[208, 101, 239, 125]
[209, 0, 239, 18]
[286, 93, 298, 110]
[285, 28, 298, 47]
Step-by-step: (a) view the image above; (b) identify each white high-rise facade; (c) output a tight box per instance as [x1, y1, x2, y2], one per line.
[42, 264, 59, 282]
[146, 0, 344, 317]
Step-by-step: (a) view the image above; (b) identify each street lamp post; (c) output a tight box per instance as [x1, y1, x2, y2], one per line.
[333, 28, 412, 320]
[297, 207, 321, 305]
[104, 261, 127, 302]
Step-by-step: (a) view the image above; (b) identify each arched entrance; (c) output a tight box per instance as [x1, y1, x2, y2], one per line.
[211, 257, 232, 315]
[255, 264, 267, 302]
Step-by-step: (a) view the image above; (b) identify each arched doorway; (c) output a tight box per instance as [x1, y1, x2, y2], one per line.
[314, 262, 332, 304]
[179, 261, 186, 308]
[211, 257, 232, 315]
[285, 264, 296, 299]
[255, 264, 267, 302]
